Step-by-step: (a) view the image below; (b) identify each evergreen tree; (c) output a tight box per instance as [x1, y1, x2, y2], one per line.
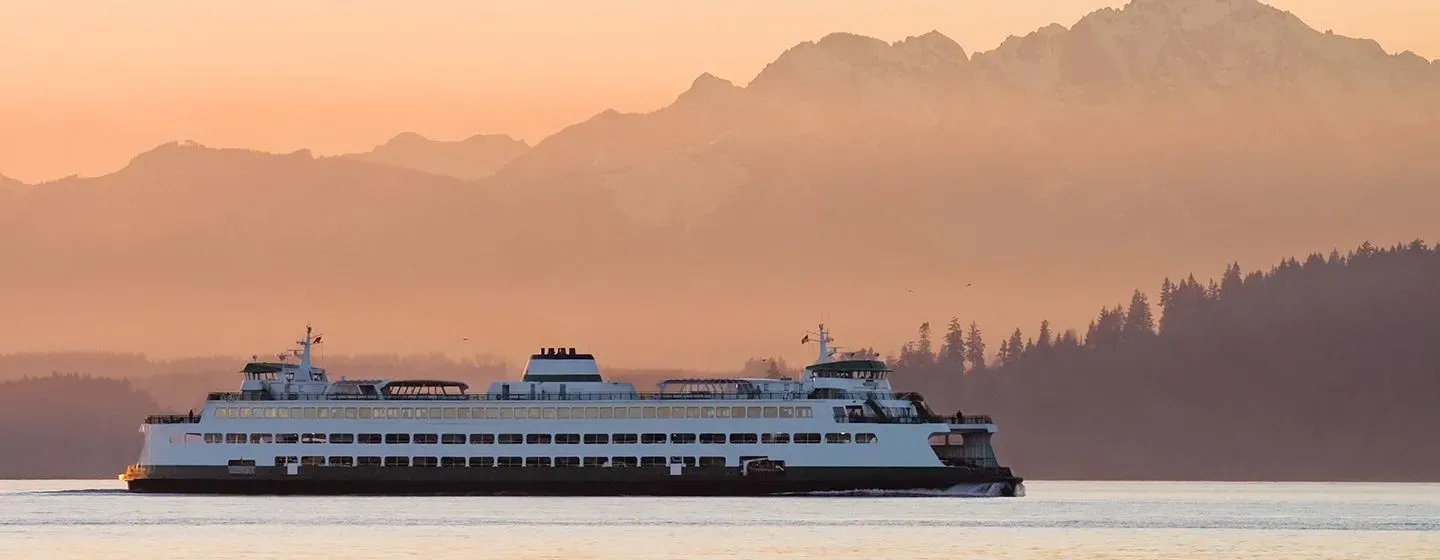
[1036, 319, 1053, 351]
[1006, 328, 1025, 363]
[1087, 305, 1125, 348]
[964, 321, 987, 371]
[938, 317, 967, 372]
[1122, 290, 1155, 343]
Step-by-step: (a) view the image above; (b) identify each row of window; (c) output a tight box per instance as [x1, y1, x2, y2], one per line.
[194, 432, 879, 445]
[271, 456, 736, 468]
[213, 405, 816, 421]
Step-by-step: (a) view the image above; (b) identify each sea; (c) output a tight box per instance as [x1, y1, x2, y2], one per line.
[1, 480, 1436, 559]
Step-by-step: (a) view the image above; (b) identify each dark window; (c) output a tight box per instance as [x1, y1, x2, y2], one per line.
[698, 456, 726, 467]
[470, 433, 495, 445]
[358, 433, 382, 444]
[583, 434, 609, 445]
[440, 456, 466, 467]
[669, 456, 696, 467]
[555, 433, 581, 444]
[383, 456, 409, 467]
[612, 433, 638, 444]
[301, 433, 326, 444]
[699, 433, 725, 444]
[329, 433, 355, 444]
[826, 433, 852, 444]
[276, 433, 299, 444]
[729, 433, 758, 444]
[203, 433, 221, 443]
[327, 456, 354, 466]
[670, 433, 696, 444]
[524, 457, 551, 467]
[385, 433, 410, 444]
[554, 457, 581, 468]
[412, 456, 439, 467]
[611, 456, 638, 467]
[526, 434, 552, 444]
[856, 433, 878, 444]
[795, 433, 822, 444]
[357, 456, 381, 466]
[413, 433, 439, 445]
[641, 433, 666, 444]
[498, 433, 523, 445]
[640, 456, 666, 466]
[762, 433, 790, 444]
[469, 456, 495, 467]
[582, 457, 607, 467]
[497, 456, 523, 467]
[441, 433, 466, 445]
[225, 433, 246, 444]
[273, 456, 297, 466]
[300, 456, 325, 466]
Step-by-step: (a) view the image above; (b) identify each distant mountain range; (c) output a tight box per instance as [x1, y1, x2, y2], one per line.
[2, 0, 1437, 366]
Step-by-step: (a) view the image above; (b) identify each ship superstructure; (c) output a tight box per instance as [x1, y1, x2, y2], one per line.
[122, 325, 1022, 496]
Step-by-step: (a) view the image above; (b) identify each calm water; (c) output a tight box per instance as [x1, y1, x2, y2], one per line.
[1, 480, 1437, 559]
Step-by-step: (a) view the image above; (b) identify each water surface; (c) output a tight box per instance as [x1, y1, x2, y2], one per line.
[1, 480, 1437, 559]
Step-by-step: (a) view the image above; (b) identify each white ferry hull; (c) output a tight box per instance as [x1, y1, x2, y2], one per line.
[122, 464, 1023, 496]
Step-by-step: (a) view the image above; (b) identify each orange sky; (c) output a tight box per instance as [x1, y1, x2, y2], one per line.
[1, 0, 1436, 183]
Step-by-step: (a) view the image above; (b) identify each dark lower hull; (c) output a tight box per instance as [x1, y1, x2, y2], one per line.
[123, 465, 1023, 497]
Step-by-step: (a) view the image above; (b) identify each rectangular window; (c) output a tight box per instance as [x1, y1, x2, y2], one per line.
[472, 407, 486, 419]
[273, 456, 297, 466]
[528, 407, 542, 419]
[556, 408, 571, 419]
[455, 407, 470, 419]
[612, 433, 638, 444]
[797, 406, 813, 418]
[670, 433, 696, 444]
[611, 407, 625, 419]
[554, 457, 581, 468]
[412, 456, 438, 467]
[826, 433, 852, 444]
[358, 408, 373, 419]
[357, 456, 381, 467]
[685, 406, 700, 418]
[699, 433, 725, 444]
[401, 408, 414, 419]
[386, 407, 399, 419]
[583, 434, 609, 445]
[498, 433, 523, 445]
[469, 456, 495, 467]
[629, 407, 644, 419]
[497, 457, 523, 468]
[763, 433, 790, 444]
[384, 433, 410, 444]
[701, 407, 715, 418]
[276, 433, 299, 444]
[225, 433, 246, 444]
[485, 408, 499, 419]
[641, 433, 666, 444]
[338, 407, 352, 419]
[328, 456, 354, 467]
[612, 457, 638, 467]
[779, 406, 794, 418]
[329, 433, 355, 444]
[643, 407, 657, 418]
[729, 433, 758, 444]
[747, 406, 761, 418]
[543, 407, 557, 419]
[440, 456, 466, 467]
[203, 433, 222, 444]
[582, 457, 607, 468]
[301, 433, 326, 444]
[470, 433, 495, 445]
[599, 407, 613, 419]
[732, 406, 746, 418]
[763, 406, 778, 418]
[441, 433, 466, 445]
[669, 456, 696, 467]
[303, 407, 317, 419]
[239, 408, 252, 418]
[443, 408, 457, 420]
[250, 433, 273, 444]
[500, 408, 514, 419]
[413, 433, 439, 444]
[358, 433, 382, 444]
[277, 408, 290, 419]
[300, 456, 325, 466]
[715, 407, 731, 418]
[570, 407, 584, 419]
[656, 407, 672, 419]
[698, 456, 726, 467]
[383, 456, 409, 467]
[640, 456, 667, 466]
[526, 433, 552, 444]
[585, 407, 599, 419]
[856, 433, 878, 444]
[317, 407, 330, 419]
[795, 433, 822, 444]
[555, 433, 581, 445]
[264, 408, 277, 418]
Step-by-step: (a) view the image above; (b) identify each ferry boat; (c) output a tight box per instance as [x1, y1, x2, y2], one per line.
[121, 325, 1023, 496]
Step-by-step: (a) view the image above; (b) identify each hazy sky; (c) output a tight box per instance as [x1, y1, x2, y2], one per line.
[1, 0, 1436, 182]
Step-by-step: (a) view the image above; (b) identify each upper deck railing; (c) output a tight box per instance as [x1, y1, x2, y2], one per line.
[206, 390, 823, 402]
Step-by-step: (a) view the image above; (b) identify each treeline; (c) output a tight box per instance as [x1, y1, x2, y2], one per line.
[890, 240, 1440, 481]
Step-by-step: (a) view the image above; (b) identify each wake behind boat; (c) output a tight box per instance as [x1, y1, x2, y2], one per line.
[121, 324, 1023, 496]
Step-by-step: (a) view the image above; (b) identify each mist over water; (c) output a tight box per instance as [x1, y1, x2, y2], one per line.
[2, 481, 1437, 559]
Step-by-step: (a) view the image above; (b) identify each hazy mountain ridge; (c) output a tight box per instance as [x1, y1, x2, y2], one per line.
[341, 132, 531, 180]
[2, 0, 1438, 367]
